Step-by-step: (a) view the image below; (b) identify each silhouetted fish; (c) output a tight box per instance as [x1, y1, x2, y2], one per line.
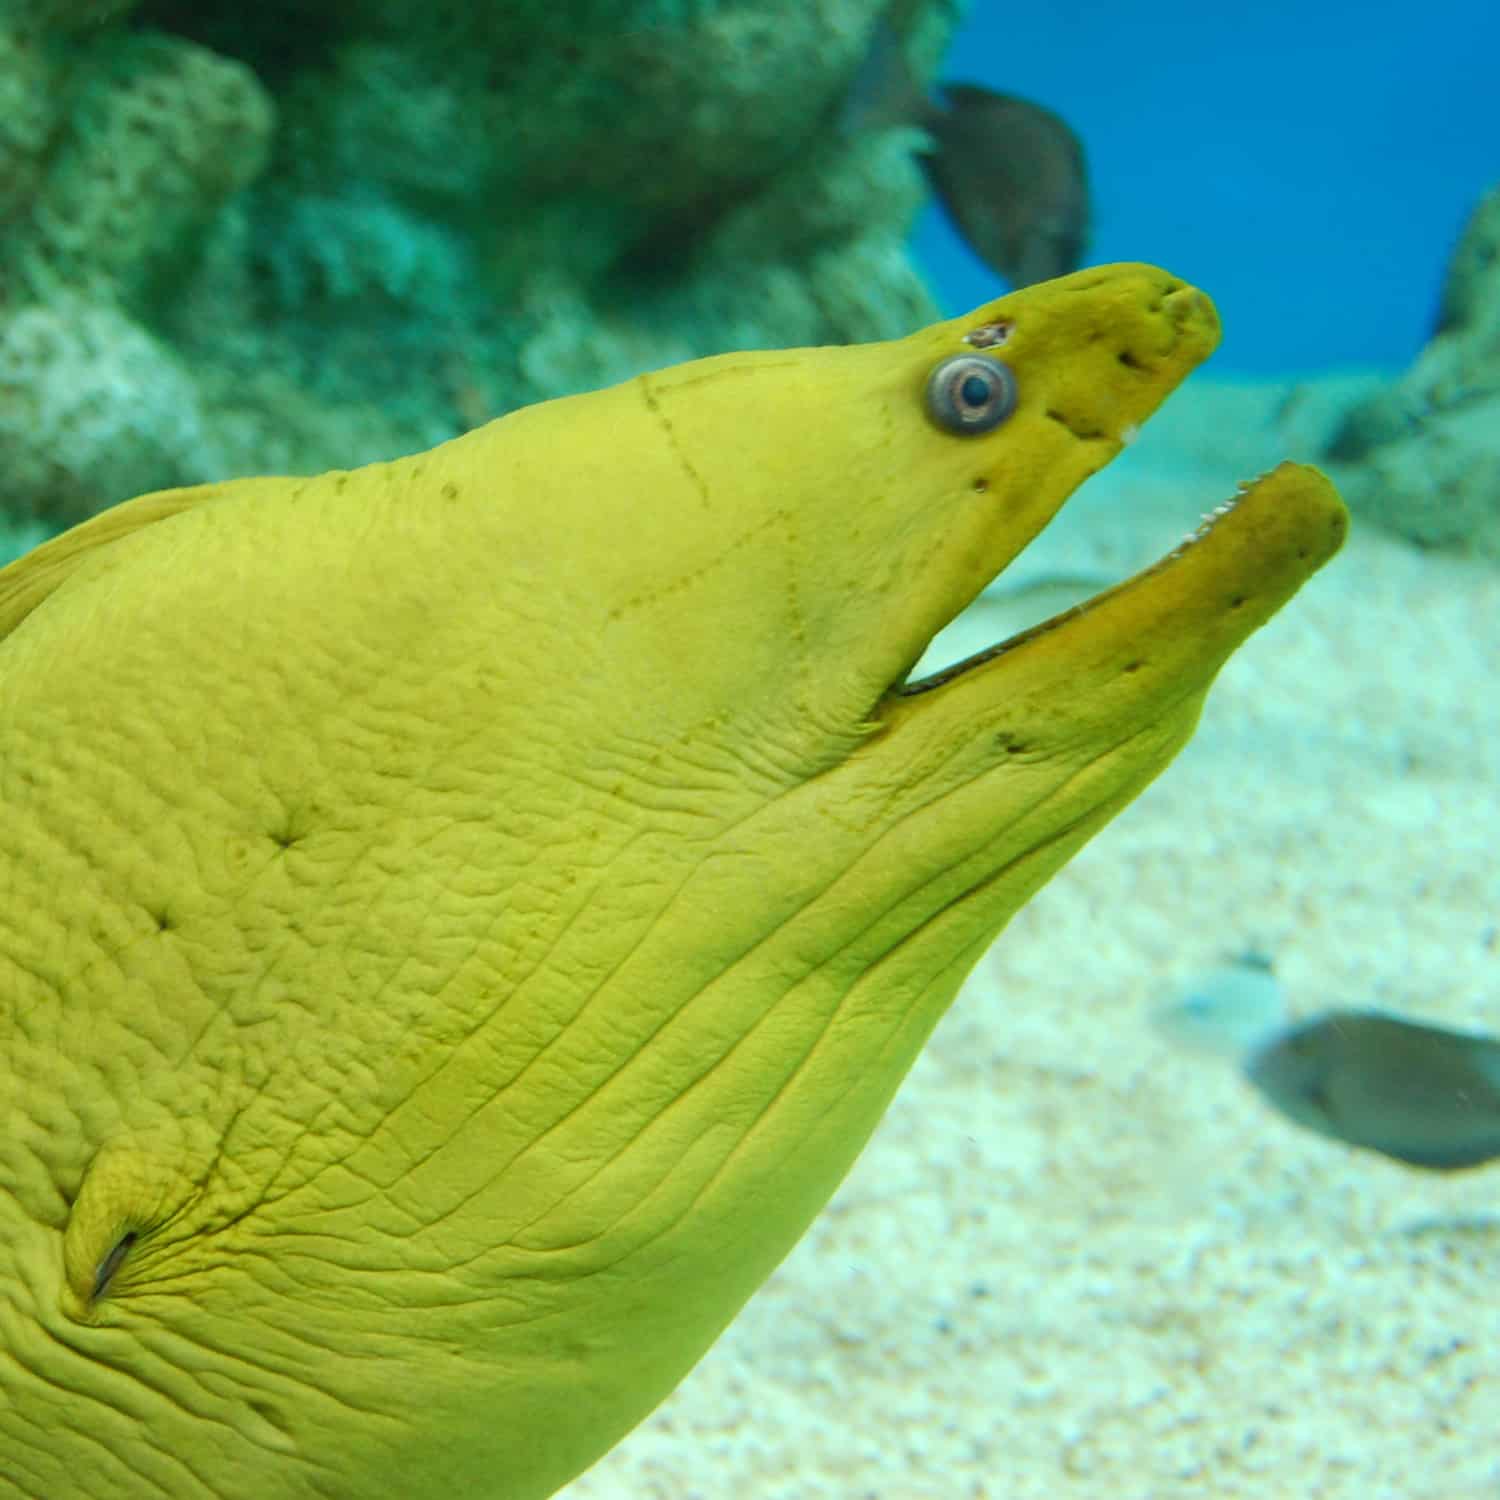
[845, 16, 1090, 288]
[1245, 1010, 1500, 1170]
[920, 84, 1089, 288]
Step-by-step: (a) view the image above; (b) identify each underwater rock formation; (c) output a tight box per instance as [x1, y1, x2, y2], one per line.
[0, 10, 273, 525]
[1321, 183, 1500, 559]
[0, 0, 958, 532]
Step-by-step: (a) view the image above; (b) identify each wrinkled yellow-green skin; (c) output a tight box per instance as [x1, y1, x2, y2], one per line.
[0, 265, 1346, 1499]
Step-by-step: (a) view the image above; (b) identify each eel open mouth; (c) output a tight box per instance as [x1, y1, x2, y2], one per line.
[897, 461, 1348, 700]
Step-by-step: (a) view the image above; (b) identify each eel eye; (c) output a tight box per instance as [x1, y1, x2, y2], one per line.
[924, 354, 1019, 436]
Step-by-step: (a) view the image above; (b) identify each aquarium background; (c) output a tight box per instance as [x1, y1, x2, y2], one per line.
[1, 0, 1496, 1495]
[915, 0, 1499, 373]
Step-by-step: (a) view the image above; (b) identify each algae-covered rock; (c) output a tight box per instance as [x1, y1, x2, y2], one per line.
[0, 294, 217, 522]
[1322, 183, 1500, 559]
[0, 0, 958, 530]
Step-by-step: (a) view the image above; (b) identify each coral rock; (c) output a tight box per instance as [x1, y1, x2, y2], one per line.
[1323, 183, 1500, 558]
[1, 0, 956, 533]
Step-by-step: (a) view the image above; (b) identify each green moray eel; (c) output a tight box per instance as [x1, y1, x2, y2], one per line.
[0, 265, 1346, 1499]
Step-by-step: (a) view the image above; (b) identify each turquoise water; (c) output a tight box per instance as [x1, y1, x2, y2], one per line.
[916, 0, 1499, 373]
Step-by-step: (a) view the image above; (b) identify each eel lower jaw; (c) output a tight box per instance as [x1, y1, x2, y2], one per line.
[894, 461, 1349, 702]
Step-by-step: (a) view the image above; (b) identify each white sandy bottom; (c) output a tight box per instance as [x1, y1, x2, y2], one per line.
[562, 379, 1500, 1500]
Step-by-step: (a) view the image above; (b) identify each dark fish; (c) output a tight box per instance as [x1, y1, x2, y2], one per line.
[919, 84, 1089, 288]
[1245, 1010, 1500, 1170]
[843, 17, 1090, 288]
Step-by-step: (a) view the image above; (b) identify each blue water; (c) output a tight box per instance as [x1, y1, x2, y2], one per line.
[915, 0, 1498, 374]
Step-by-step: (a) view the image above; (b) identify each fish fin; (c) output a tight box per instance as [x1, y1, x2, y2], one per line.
[921, 86, 1090, 288]
[0, 483, 223, 643]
